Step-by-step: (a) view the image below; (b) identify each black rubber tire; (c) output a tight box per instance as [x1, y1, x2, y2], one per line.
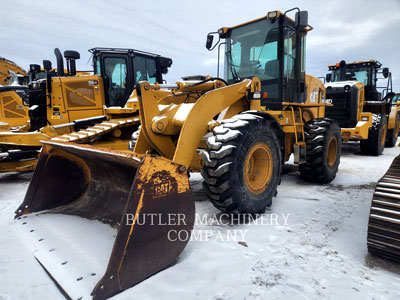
[360, 114, 387, 156]
[385, 113, 399, 148]
[299, 118, 341, 183]
[201, 113, 281, 214]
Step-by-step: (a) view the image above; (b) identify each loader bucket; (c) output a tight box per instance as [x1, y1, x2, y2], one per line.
[15, 141, 195, 300]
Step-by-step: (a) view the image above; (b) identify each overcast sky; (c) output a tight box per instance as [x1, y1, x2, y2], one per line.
[1, 0, 399, 90]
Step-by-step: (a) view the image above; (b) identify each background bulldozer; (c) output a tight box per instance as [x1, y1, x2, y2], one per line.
[325, 60, 398, 155]
[0, 47, 172, 173]
[15, 9, 341, 300]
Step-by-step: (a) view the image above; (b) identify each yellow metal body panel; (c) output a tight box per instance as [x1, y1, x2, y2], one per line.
[0, 130, 53, 146]
[0, 159, 37, 173]
[340, 112, 372, 141]
[0, 90, 29, 130]
[48, 75, 105, 128]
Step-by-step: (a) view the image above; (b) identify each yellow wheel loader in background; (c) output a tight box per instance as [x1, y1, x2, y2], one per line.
[387, 93, 400, 146]
[0, 47, 172, 173]
[325, 60, 398, 154]
[14, 9, 341, 300]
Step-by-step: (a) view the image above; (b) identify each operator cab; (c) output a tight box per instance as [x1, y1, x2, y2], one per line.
[90, 47, 172, 108]
[326, 60, 392, 101]
[206, 9, 312, 110]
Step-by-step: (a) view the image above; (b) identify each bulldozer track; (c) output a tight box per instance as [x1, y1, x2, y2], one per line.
[50, 117, 140, 144]
[367, 154, 400, 261]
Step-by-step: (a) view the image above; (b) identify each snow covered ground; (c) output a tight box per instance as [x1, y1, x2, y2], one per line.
[1, 141, 400, 300]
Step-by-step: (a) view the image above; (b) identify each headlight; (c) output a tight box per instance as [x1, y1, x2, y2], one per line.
[267, 11, 278, 19]
[310, 88, 319, 103]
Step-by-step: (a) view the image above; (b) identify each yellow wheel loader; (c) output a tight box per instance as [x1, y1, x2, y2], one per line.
[325, 60, 397, 154]
[14, 9, 341, 300]
[0, 47, 172, 173]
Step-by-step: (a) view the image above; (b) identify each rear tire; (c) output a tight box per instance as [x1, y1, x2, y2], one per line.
[201, 114, 281, 214]
[360, 114, 387, 156]
[299, 118, 341, 183]
[385, 113, 399, 148]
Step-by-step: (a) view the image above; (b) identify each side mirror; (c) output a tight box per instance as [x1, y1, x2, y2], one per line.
[383, 67, 389, 78]
[295, 11, 308, 31]
[206, 34, 214, 50]
[158, 57, 173, 74]
[43, 60, 52, 72]
[326, 73, 332, 83]
[29, 64, 41, 73]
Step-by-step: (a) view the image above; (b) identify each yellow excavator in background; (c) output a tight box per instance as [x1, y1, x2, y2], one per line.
[0, 56, 27, 85]
[0, 57, 30, 131]
[0, 47, 172, 173]
[15, 9, 341, 300]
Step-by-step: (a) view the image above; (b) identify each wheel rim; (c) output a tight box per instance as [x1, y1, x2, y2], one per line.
[327, 136, 338, 168]
[244, 143, 273, 194]
[381, 123, 387, 146]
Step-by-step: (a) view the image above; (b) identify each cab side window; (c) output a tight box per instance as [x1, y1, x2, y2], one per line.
[103, 57, 128, 107]
[133, 56, 158, 84]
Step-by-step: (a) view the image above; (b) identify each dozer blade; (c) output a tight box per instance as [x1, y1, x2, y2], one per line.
[15, 141, 195, 300]
[367, 154, 400, 262]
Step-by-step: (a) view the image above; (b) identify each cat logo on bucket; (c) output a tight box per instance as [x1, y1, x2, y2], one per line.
[154, 180, 172, 197]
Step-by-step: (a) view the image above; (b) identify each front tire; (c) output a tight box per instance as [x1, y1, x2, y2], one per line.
[360, 114, 387, 156]
[299, 118, 341, 183]
[201, 114, 281, 214]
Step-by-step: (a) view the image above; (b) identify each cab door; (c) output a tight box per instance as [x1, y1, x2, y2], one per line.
[100, 54, 134, 107]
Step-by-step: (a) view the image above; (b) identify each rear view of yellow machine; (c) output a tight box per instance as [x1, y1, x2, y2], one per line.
[0, 47, 172, 173]
[15, 9, 341, 300]
[325, 60, 398, 154]
[0, 57, 30, 131]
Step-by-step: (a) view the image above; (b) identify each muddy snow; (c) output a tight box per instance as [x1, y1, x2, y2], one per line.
[1, 142, 400, 300]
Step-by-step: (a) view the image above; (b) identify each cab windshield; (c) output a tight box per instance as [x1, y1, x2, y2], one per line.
[225, 19, 279, 82]
[331, 66, 369, 86]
